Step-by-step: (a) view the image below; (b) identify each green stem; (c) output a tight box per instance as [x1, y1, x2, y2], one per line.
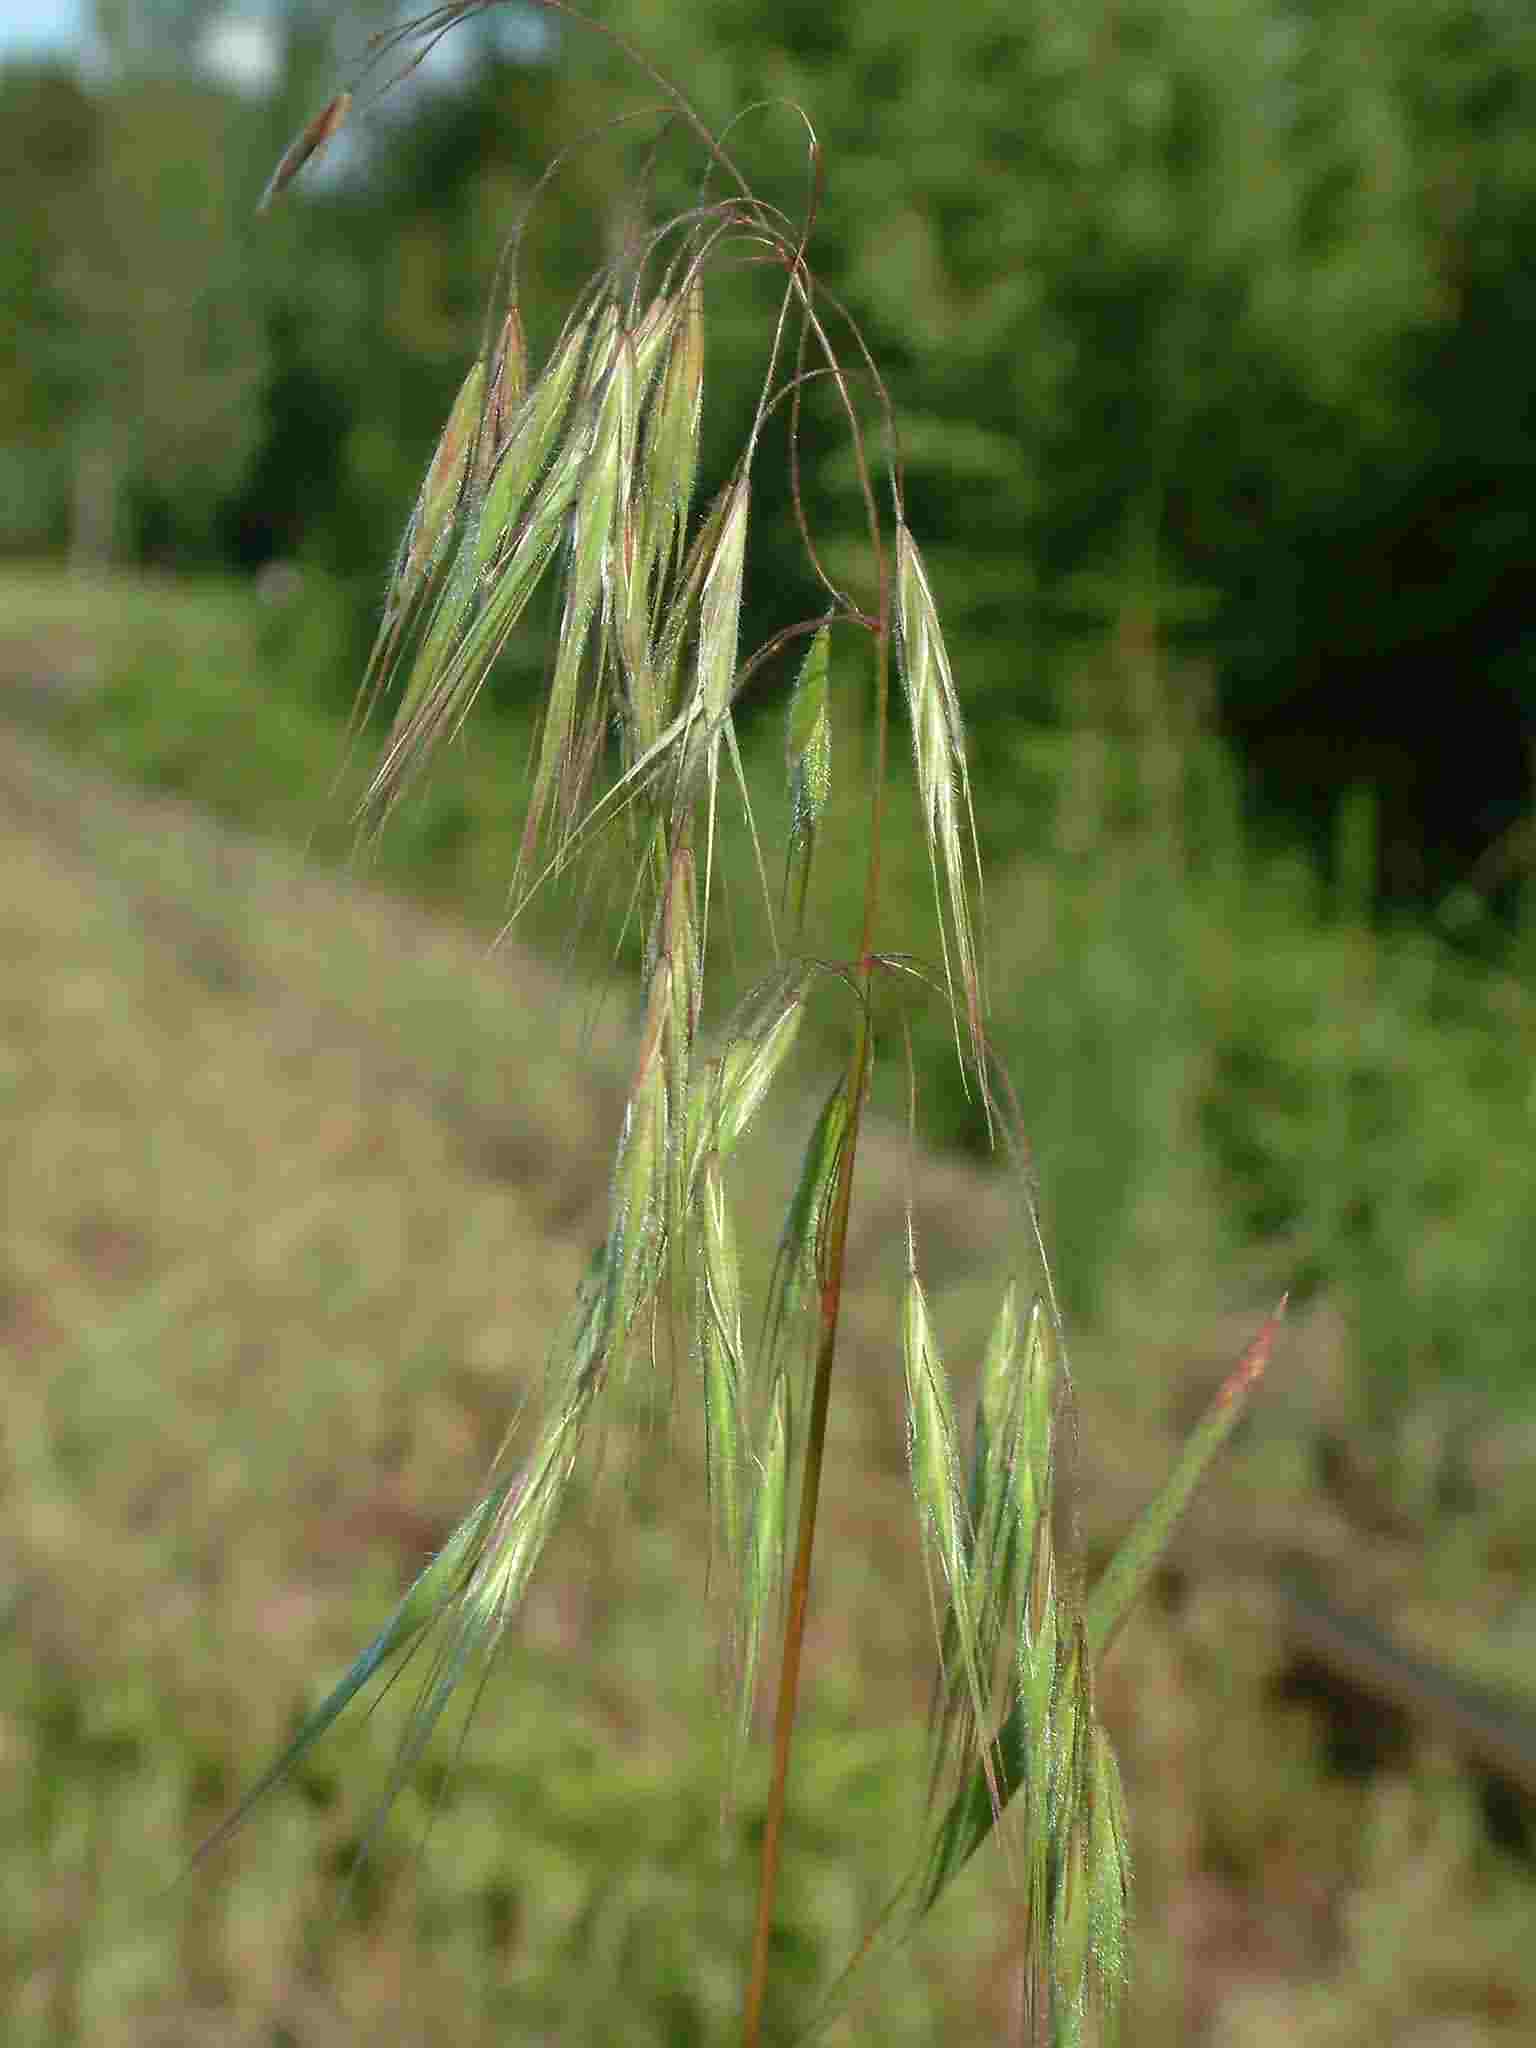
[742, 630, 890, 2047]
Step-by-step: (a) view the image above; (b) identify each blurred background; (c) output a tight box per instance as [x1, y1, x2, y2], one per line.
[3, 2, 1534, 2042]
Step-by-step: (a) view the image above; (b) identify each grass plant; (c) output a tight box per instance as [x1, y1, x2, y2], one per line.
[198, 8, 1290, 2039]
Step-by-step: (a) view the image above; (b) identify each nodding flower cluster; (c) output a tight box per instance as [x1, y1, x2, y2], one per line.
[219, 20, 1278, 2039]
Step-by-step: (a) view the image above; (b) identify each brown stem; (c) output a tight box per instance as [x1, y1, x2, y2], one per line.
[742, 1021, 870, 2048]
[743, 635, 889, 2047]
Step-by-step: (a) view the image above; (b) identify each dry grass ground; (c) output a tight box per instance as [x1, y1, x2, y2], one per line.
[3, 720, 1533, 2044]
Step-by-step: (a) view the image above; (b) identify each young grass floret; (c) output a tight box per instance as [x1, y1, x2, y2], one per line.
[893, 522, 987, 1107]
[784, 622, 832, 927]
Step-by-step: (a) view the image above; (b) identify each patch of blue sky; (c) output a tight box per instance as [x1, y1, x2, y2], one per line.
[0, 3, 553, 88]
[0, 0, 89, 62]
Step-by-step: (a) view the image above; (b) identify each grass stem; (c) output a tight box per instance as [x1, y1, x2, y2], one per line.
[743, 1014, 871, 2048]
[744, 624, 890, 2045]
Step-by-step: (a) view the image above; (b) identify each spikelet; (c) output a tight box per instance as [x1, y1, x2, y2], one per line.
[784, 624, 832, 926]
[893, 522, 986, 1112]
[735, 1078, 852, 1742]
[258, 92, 350, 213]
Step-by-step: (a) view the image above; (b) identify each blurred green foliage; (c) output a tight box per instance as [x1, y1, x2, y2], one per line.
[7, 0, 1535, 891]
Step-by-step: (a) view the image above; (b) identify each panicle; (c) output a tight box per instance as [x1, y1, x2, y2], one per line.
[233, 75, 1275, 2040]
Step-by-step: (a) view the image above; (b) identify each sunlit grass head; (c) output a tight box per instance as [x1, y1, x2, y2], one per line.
[216, 10, 1280, 2040]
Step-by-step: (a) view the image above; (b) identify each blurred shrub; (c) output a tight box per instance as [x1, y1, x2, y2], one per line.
[12, 2, 1535, 887]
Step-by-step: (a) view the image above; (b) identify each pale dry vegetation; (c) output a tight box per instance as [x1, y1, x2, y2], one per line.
[4, 724, 1533, 2044]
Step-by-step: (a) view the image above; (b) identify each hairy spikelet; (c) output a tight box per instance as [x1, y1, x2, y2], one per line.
[369, 439, 584, 818]
[761, 1079, 851, 1377]
[1085, 1724, 1132, 2029]
[697, 1152, 746, 1571]
[476, 303, 529, 493]
[398, 361, 485, 619]
[604, 865, 695, 1371]
[189, 1473, 514, 1873]
[894, 522, 986, 1107]
[465, 1409, 586, 1640]
[899, 1304, 1282, 2043]
[740, 1370, 788, 1748]
[476, 304, 596, 583]
[641, 277, 704, 590]
[734, 1079, 852, 1736]
[784, 623, 832, 926]
[697, 968, 806, 1174]
[901, 1228, 992, 1804]
[622, 282, 703, 733]
[685, 971, 806, 1609]
[688, 475, 763, 951]
[926, 1281, 1037, 1806]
